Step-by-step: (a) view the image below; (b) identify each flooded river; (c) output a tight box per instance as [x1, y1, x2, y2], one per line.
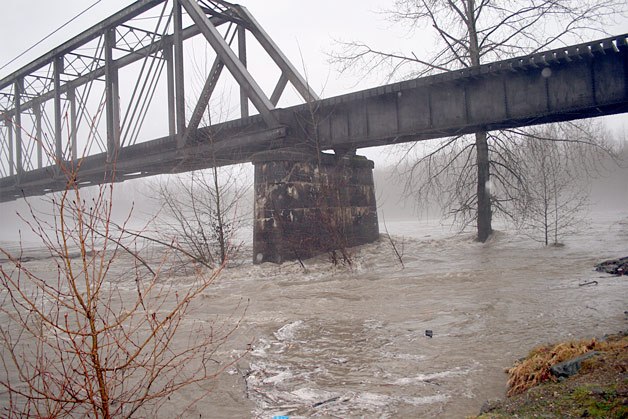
[2, 210, 627, 417]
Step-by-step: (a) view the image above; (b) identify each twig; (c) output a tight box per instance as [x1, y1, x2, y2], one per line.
[578, 280, 598, 287]
[381, 213, 404, 268]
[313, 396, 340, 408]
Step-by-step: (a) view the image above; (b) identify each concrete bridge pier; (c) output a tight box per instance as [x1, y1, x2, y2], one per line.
[252, 150, 379, 264]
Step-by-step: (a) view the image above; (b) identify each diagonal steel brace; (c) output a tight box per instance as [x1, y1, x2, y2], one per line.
[179, 0, 278, 128]
[235, 5, 319, 103]
[185, 57, 225, 139]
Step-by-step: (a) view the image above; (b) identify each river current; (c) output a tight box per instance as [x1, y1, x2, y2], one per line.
[1, 210, 626, 417]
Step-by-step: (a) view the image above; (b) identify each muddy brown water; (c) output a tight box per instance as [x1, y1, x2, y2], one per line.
[1, 211, 627, 418]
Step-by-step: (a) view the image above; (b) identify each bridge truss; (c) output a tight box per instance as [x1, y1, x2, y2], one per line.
[0, 0, 317, 201]
[1, 1, 627, 203]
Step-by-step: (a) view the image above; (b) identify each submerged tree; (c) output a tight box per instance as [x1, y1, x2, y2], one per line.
[511, 121, 616, 245]
[515, 128, 587, 245]
[519, 138, 588, 246]
[152, 165, 250, 268]
[331, 0, 626, 241]
[152, 60, 250, 268]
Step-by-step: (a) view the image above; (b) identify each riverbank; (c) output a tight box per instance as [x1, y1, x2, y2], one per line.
[475, 333, 627, 418]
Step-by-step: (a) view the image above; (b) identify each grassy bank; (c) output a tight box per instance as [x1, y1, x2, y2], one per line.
[474, 333, 627, 418]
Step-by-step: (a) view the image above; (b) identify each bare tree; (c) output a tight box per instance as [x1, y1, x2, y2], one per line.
[516, 130, 587, 245]
[151, 61, 250, 269]
[151, 164, 250, 269]
[512, 121, 617, 245]
[0, 126, 247, 417]
[526, 148, 588, 246]
[330, 0, 626, 241]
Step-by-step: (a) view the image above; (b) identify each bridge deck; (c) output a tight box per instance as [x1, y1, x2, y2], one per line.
[1, 34, 627, 202]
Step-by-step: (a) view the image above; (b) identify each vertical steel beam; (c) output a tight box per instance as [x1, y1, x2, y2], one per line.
[14, 79, 23, 177]
[34, 101, 42, 168]
[105, 28, 120, 162]
[238, 25, 249, 118]
[7, 117, 14, 177]
[54, 56, 63, 165]
[68, 86, 77, 161]
[174, 0, 186, 146]
[164, 37, 176, 137]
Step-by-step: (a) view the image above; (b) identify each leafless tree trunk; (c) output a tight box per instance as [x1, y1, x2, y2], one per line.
[330, 0, 626, 241]
[476, 131, 492, 241]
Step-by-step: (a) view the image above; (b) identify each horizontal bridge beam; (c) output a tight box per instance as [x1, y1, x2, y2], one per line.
[281, 34, 628, 150]
[0, 115, 286, 202]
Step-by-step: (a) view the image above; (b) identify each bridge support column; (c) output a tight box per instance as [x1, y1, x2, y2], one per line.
[252, 150, 379, 264]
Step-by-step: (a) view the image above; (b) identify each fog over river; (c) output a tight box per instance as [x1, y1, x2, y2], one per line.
[4, 209, 625, 417]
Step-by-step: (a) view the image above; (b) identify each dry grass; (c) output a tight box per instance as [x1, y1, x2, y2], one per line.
[506, 335, 628, 396]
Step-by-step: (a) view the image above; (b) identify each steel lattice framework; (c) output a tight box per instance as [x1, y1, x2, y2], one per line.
[0, 0, 318, 199]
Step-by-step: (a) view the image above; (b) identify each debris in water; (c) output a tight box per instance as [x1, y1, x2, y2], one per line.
[313, 396, 340, 408]
[578, 280, 598, 287]
[595, 256, 628, 276]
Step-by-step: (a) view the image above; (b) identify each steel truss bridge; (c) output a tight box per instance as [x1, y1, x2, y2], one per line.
[1, 0, 627, 202]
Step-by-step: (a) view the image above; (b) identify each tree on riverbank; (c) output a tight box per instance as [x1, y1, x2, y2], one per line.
[512, 123, 598, 245]
[0, 128, 246, 416]
[331, 0, 626, 241]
